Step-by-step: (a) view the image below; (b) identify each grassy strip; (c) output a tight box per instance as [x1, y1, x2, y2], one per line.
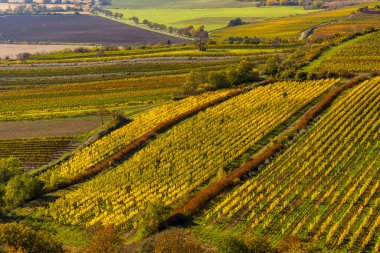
[44, 89, 246, 193]
[168, 76, 365, 223]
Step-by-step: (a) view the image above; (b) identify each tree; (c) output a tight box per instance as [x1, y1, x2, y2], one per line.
[135, 201, 169, 238]
[207, 71, 230, 89]
[85, 225, 124, 253]
[228, 18, 244, 27]
[235, 59, 259, 84]
[263, 55, 282, 76]
[0, 223, 63, 253]
[181, 70, 207, 95]
[3, 174, 44, 207]
[193, 25, 209, 51]
[0, 157, 23, 184]
[131, 16, 139, 24]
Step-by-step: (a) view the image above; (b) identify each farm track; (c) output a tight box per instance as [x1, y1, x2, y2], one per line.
[299, 13, 356, 39]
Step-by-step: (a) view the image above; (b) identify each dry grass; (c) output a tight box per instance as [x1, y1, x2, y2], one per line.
[0, 44, 93, 59]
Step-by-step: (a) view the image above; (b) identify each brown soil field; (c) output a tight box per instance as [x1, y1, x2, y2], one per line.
[0, 15, 188, 44]
[0, 44, 93, 59]
[0, 117, 102, 139]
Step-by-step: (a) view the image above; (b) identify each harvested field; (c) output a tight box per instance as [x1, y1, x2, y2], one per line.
[0, 44, 93, 59]
[0, 117, 102, 139]
[0, 15, 188, 44]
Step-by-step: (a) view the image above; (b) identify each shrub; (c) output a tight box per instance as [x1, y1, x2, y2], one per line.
[207, 71, 230, 89]
[3, 174, 44, 207]
[0, 157, 23, 184]
[296, 71, 308, 81]
[0, 223, 63, 253]
[228, 18, 244, 27]
[16, 52, 32, 61]
[135, 202, 169, 238]
[150, 228, 208, 253]
[85, 225, 124, 253]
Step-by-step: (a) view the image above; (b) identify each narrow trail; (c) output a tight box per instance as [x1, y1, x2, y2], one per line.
[299, 13, 356, 40]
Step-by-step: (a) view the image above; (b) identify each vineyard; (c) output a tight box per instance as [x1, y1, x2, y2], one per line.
[315, 32, 380, 73]
[202, 77, 380, 252]
[211, 4, 373, 40]
[1, 4, 380, 252]
[44, 79, 336, 228]
[38, 90, 236, 187]
[0, 137, 78, 170]
[311, 12, 380, 39]
[0, 75, 185, 121]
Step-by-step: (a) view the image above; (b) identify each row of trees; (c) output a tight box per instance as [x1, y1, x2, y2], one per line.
[94, 8, 209, 39]
[180, 59, 261, 96]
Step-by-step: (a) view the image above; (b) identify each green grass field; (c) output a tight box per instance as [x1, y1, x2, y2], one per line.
[108, 6, 317, 31]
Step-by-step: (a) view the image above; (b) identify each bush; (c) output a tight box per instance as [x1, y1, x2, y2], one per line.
[296, 71, 308, 81]
[228, 18, 244, 27]
[207, 71, 230, 89]
[150, 228, 208, 253]
[85, 225, 124, 253]
[135, 202, 169, 238]
[0, 157, 23, 184]
[3, 174, 44, 207]
[264, 56, 282, 77]
[16, 52, 32, 61]
[218, 233, 277, 253]
[0, 223, 63, 253]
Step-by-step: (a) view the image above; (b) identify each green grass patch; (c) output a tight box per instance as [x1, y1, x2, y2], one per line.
[303, 35, 363, 72]
[108, 6, 316, 31]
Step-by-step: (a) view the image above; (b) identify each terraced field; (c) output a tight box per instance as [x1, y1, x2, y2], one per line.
[311, 12, 380, 39]
[202, 77, 380, 252]
[44, 79, 336, 227]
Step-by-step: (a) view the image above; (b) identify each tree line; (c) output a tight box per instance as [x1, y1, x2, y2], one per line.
[94, 8, 209, 39]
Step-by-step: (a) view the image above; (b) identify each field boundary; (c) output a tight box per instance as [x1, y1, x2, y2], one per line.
[299, 13, 356, 40]
[168, 77, 366, 224]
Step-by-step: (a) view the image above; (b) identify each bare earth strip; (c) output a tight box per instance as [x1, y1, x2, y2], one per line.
[0, 117, 102, 139]
[0, 44, 93, 59]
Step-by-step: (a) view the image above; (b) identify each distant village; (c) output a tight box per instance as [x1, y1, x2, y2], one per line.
[0, 0, 111, 14]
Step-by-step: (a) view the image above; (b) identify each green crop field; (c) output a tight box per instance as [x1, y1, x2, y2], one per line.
[107, 6, 317, 31]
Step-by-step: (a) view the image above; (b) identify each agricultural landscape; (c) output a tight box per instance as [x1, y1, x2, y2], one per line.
[0, 0, 380, 252]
